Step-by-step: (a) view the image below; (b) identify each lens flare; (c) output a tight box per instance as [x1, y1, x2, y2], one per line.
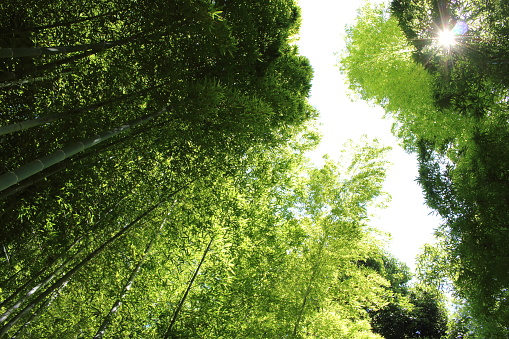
[438, 29, 456, 47]
[452, 21, 468, 35]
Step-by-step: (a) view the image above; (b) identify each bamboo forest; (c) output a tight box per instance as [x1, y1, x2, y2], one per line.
[0, 0, 507, 337]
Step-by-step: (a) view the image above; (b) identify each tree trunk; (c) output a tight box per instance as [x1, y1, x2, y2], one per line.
[0, 107, 167, 192]
[163, 236, 214, 339]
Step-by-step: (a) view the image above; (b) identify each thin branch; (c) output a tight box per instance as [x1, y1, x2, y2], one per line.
[163, 236, 215, 338]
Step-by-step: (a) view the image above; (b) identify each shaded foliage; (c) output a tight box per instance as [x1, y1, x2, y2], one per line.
[0, 1, 419, 338]
[341, 0, 509, 336]
[363, 253, 448, 339]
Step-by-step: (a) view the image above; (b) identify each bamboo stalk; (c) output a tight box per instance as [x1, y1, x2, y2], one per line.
[93, 219, 167, 339]
[0, 82, 166, 135]
[0, 236, 83, 311]
[0, 107, 167, 192]
[0, 11, 119, 35]
[0, 247, 85, 323]
[163, 236, 215, 338]
[0, 202, 162, 336]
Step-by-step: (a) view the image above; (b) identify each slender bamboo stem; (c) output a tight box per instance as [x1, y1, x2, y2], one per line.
[0, 247, 84, 323]
[292, 238, 326, 338]
[0, 107, 167, 192]
[0, 82, 167, 136]
[0, 72, 15, 82]
[0, 236, 83, 311]
[17, 31, 146, 78]
[0, 183, 188, 336]
[8, 288, 61, 339]
[0, 37, 133, 58]
[93, 219, 167, 339]
[163, 236, 214, 338]
[0, 11, 119, 35]
[0, 119, 169, 199]
[0, 70, 73, 89]
[0, 202, 162, 336]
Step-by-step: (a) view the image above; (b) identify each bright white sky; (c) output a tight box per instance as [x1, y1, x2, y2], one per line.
[297, 0, 442, 272]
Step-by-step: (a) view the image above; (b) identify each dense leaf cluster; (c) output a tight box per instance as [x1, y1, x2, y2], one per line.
[341, 0, 509, 337]
[365, 254, 448, 339]
[0, 1, 443, 338]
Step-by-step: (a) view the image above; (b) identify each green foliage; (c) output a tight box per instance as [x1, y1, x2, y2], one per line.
[371, 289, 448, 339]
[365, 253, 448, 339]
[341, 0, 509, 336]
[339, 3, 448, 149]
[0, 131, 399, 337]
[0, 1, 408, 337]
[341, 3, 433, 113]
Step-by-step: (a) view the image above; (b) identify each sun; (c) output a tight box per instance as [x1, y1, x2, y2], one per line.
[437, 29, 457, 47]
